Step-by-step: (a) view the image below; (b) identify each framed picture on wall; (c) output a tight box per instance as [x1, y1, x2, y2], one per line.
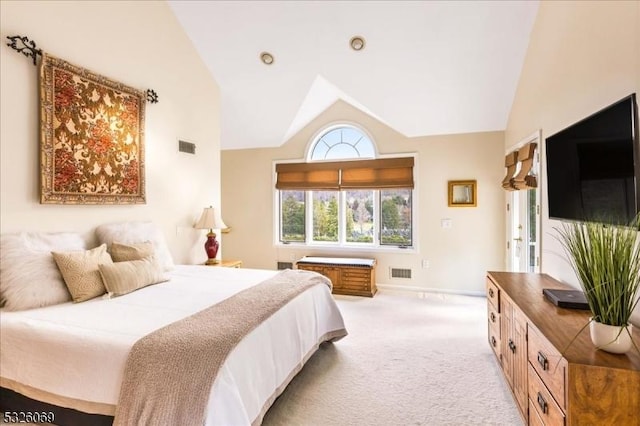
[448, 180, 477, 207]
[39, 53, 146, 204]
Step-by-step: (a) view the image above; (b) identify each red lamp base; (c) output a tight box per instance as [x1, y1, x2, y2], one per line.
[204, 231, 219, 264]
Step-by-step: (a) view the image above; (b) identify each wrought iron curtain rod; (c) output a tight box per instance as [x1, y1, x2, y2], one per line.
[6, 34, 159, 104]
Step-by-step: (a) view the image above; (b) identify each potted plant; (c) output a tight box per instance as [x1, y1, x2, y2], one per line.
[555, 214, 640, 354]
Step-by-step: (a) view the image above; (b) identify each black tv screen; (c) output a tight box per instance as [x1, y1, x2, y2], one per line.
[545, 94, 639, 225]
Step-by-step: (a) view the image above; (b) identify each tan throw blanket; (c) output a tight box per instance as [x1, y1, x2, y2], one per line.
[113, 269, 342, 426]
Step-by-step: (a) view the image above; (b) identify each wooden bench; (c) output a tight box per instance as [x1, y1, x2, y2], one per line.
[296, 257, 377, 297]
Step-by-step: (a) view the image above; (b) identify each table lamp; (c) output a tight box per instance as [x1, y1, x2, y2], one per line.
[195, 206, 227, 265]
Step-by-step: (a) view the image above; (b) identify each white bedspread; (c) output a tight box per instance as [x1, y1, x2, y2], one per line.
[0, 265, 347, 425]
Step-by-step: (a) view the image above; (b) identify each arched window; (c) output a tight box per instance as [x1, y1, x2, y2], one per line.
[277, 124, 413, 248]
[308, 125, 376, 161]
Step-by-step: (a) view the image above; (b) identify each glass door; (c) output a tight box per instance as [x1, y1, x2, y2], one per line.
[507, 131, 541, 273]
[508, 190, 539, 272]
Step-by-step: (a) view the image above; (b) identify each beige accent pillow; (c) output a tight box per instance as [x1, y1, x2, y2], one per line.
[98, 257, 169, 297]
[110, 241, 154, 262]
[52, 244, 112, 303]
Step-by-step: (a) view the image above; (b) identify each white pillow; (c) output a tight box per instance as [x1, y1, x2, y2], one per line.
[95, 221, 174, 271]
[0, 232, 86, 310]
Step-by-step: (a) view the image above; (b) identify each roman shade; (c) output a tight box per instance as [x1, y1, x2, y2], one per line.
[276, 157, 414, 190]
[512, 143, 538, 190]
[275, 162, 340, 190]
[501, 151, 519, 191]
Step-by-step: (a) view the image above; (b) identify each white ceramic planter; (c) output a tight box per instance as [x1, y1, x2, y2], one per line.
[589, 320, 633, 354]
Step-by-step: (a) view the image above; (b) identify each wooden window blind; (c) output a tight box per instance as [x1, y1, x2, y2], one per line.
[502, 151, 519, 191]
[275, 157, 414, 190]
[512, 143, 538, 190]
[340, 157, 414, 189]
[275, 162, 340, 190]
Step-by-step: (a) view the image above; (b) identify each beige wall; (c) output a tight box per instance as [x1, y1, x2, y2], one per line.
[505, 1, 640, 323]
[222, 101, 505, 294]
[0, 1, 221, 264]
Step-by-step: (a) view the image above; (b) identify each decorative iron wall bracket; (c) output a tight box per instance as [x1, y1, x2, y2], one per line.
[6, 34, 159, 104]
[6, 35, 41, 66]
[146, 89, 159, 104]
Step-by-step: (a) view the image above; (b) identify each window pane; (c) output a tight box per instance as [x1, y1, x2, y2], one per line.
[528, 188, 537, 272]
[312, 191, 338, 242]
[280, 191, 305, 242]
[528, 189, 536, 243]
[380, 189, 412, 246]
[346, 190, 374, 243]
[325, 143, 360, 160]
[309, 126, 375, 161]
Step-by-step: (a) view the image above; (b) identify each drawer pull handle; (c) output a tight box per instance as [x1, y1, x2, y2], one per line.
[488, 288, 495, 298]
[490, 312, 496, 323]
[491, 336, 497, 347]
[537, 352, 548, 371]
[508, 339, 516, 353]
[537, 392, 548, 414]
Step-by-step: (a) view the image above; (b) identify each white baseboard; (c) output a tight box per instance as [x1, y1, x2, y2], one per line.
[376, 283, 485, 298]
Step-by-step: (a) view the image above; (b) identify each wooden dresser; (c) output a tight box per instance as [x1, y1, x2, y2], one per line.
[296, 256, 377, 297]
[486, 272, 640, 425]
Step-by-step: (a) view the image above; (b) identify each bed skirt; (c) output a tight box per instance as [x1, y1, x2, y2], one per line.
[0, 387, 113, 426]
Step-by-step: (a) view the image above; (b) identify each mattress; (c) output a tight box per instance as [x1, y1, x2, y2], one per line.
[0, 265, 347, 425]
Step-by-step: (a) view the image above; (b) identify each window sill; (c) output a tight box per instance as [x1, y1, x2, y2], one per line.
[274, 242, 416, 255]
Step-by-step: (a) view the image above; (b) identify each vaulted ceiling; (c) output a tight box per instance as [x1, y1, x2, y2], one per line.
[168, 1, 539, 150]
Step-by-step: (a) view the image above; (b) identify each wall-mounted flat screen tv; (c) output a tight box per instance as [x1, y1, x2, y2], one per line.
[545, 94, 639, 225]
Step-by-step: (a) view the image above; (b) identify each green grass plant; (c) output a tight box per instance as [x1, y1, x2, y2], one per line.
[554, 214, 640, 327]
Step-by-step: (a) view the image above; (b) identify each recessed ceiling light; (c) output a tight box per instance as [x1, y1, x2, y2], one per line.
[260, 52, 274, 65]
[350, 36, 365, 51]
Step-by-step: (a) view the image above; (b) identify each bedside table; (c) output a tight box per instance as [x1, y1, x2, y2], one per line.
[207, 259, 242, 268]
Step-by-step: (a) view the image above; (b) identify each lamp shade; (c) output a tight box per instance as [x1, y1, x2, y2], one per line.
[195, 206, 227, 231]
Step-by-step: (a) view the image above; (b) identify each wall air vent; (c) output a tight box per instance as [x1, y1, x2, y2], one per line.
[390, 268, 412, 279]
[277, 262, 293, 270]
[178, 140, 196, 154]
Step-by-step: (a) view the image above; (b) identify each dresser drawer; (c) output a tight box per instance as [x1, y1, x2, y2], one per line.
[528, 399, 545, 426]
[487, 303, 501, 360]
[335, 281, 370, 291]
[341, 268, 371, 277]
[488, 322, 501, 361]
[297, 264, 324, 273]
[487, 303, 500, 334]
[486, 277, 500, 311]
[341, 274, 371, 284]
[528, 325, 567, 409]
[528, 364, 565, 426]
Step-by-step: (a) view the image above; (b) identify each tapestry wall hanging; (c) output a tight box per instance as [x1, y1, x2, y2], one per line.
[40, 53, 146, 204]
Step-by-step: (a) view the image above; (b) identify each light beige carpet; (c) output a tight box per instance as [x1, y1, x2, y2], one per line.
[263, 291, 523, 426]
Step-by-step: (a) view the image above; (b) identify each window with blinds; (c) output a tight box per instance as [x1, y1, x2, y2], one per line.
[276, 125, 414, 248]
[275, 157, 414, 191]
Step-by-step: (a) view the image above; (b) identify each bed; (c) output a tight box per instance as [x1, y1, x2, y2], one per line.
[0, 262, 347, 425]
